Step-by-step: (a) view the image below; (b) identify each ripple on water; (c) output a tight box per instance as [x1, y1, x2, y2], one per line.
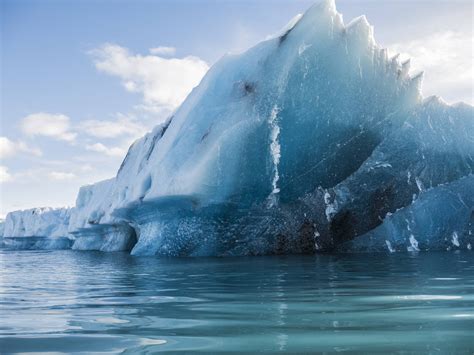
[0, 250, 473, 353]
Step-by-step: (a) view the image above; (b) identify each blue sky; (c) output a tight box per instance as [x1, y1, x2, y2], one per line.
[1, 0, 473, 217]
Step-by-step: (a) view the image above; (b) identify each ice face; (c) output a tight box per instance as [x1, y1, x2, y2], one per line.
[3, 207, 71, 239]
[68, 179, 137, 251]
[68, 178, 116, 231]
[2, 0, 473, 255]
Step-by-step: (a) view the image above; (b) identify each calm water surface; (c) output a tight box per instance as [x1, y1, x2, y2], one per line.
[0, 250, 473, 354]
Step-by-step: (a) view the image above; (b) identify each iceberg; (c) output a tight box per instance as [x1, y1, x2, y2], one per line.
[2, 207, 73, 250]
[2, 0, 472, 255]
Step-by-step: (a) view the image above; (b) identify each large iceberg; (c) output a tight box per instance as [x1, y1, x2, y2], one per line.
[2, 0, 473, 255]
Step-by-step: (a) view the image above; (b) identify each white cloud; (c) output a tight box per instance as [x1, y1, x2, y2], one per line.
[0, 137, 17, 159]
[0, 137, 42, 159]
[389, 31, 473, 104]
[149, 46, 176, 56]
[91, 44, 209, 111]
[85, 143, 126, 157]
[17, 141, 42, 157]
[21, 113, 77, 142]
[48, 171, 76, 181]
[80, 116, 145, 139]
[0, 166, 12, 183]
[78, 164, 94, 173]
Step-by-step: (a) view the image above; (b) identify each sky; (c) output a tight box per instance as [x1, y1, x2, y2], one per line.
[1, 0, 473, 217]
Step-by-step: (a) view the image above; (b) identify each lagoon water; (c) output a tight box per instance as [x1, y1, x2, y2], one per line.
[0, 250, 473, 354]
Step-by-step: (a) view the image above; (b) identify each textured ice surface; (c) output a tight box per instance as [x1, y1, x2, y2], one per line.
[340, 176, 473, 252]
[2, 0, 473, 255]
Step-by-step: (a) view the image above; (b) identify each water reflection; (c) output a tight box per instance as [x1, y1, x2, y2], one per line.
[0, 250, 473, 353]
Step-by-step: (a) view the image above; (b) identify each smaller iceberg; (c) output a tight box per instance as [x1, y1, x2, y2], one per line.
[2, 207, 72, 250]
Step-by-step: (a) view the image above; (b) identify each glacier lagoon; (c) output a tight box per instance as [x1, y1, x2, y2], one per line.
[1, 250, 474, 353]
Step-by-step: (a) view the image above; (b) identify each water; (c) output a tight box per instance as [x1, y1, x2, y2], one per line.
[1, 250, 473, 354]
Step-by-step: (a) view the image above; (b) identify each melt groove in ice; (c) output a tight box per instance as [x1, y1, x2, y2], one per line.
[268, 105, 281, 207]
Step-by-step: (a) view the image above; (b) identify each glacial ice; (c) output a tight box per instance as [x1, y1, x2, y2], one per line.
[2, 0, 473, 255]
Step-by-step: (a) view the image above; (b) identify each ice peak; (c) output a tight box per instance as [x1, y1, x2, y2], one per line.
[347, 15, 370, 29]
[410, 71, 424, 92]
[390, 53, 400, 63]
[268, 1, 338, 43]
[400, 59, 411, 78]
[346, 15, 374, 44]
[303, 0, 338, 20]
[423, 95, 448, 107]
[319, 0, 337, 13]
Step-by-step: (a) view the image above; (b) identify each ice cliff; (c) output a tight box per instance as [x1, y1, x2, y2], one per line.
[2, 0, 473, 255]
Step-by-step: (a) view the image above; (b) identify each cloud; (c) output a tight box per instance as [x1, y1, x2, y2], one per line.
[0, 137, 16, 159]
[80, 115, 145, 139]
[0, 166, 12, 183]
[0, 136, 42, 159]
[389, 31, 473, 104]
[21, 113, 77, 142]
[91, 44, 209, 111]
[48, 171, 76, 181]
[149, 46, 176, 56]
[85, 143, 126, 157]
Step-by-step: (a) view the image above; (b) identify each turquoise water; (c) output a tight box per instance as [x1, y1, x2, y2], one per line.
[0, 250, 473, 354]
